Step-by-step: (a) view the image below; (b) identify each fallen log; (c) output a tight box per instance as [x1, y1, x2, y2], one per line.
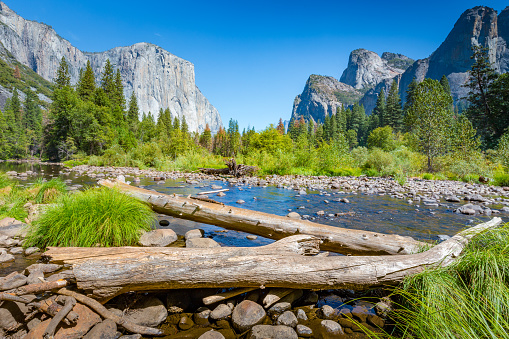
[199, 158, 258, 177]
[43, 218, 501, 301]
[98, 179, 423, 255]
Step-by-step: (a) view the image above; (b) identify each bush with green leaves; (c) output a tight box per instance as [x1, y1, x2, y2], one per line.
[367, 126, 397, 151]
[25, 187, 155, 248]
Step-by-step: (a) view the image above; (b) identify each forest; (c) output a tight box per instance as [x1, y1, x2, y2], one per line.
[1, 46, 509, 186]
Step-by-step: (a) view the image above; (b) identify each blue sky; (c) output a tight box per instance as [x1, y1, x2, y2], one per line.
[9, 0, 509, 130]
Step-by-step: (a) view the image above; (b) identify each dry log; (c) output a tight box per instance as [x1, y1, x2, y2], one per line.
[199, 158, 258, 177]
[197, 189, 229, 195]
[43, 296, 76, 339]
[10, 279, 68, 296]
[98, 179, 423, 255]
[43, 218, 501, 301]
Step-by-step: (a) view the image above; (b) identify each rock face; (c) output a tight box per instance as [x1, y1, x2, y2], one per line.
[291, 75, 361, 124]
[400, 6, 502, 103]
[340, 49, 409, 90]
[0, 2, 221, 133]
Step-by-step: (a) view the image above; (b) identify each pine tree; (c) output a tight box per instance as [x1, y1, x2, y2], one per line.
[114, 69, 126, 111]
[23, 89, 42, 156]
[465, 45, 498, 148]
[335, 106, 347, 133]
[77, 60, 96, 101]
[403, 78, 418, 133]
[440, 75, 451, 95]
[181, 115, 189, 134]
[372, 88, 386, 128]
[55, 57, 71, 89]
[13, 65, 21, 80]
[409, 79, 453, 172]
[226, 119, 241, 156]
[384, 79, 403, 131]
[0, 108, 7, 159]
[172, 116, 180, 131]
[199, 124, 212, 150]
[100, 59, 115, 102]
[127, 92, 139, 130]
[276, 118, 285, 134]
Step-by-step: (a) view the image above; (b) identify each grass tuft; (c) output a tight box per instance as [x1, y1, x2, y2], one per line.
[33, 178, 67, 204]
[25, 187, 155, 248]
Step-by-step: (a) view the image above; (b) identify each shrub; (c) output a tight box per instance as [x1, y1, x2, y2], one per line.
[493, 172, 509, 187]
[25, 187, 155, 248]
[364, 148, 395, 175]
[367, 126, 397, 151]
[131, 142, 163, 168]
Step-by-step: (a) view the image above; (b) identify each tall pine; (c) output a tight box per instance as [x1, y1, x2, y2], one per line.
[77, 60, 96, 101]
[384, 79, 403, 131]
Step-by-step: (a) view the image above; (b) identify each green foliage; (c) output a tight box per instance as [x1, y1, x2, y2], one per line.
[34, 178, 67, 204]
[409, 78, 453, 172]
[25, 187, 155, 248]
[384, 79, 403, 131]
[367, 126, 397, 151]
[493, 172, 509, 187]
[390, 225, 509, 339]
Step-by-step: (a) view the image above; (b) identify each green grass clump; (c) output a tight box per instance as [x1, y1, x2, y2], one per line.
[0, 173, 11, 189]
[33, 178, 67, 204]
[493, 172, 509, 187]
[387, 225, 509, 339]
[25, 187, 155, 248]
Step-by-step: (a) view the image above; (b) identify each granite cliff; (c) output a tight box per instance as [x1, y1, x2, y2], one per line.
[0, 2, 221, 133]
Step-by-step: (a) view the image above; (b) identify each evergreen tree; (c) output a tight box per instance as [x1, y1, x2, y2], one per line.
[403, 78, 419, 132]
[276, 118, 285, 134]
[55, 57, 71, 89]
[172, 116, 180, 131]
[100, 59, 115, 101]
[199, 124, 212, 150]
[440, 75, 451, 95]
[181, 115, 189, 134]
[226, 118, 241, 156]
[0, 108, 7, 158]
[465, 45, 498, 148]
[335, 106, 347, 133]
[127, 92, 139, 131]
[23, 89, 42, 157]
[372, 88, 386, 128]
[114, 69, 126, 111]
[409, 79, 453, 172]
[384, 79, 403, 131]
[450, 115, 481, 161]
[77, 60, 96, 101]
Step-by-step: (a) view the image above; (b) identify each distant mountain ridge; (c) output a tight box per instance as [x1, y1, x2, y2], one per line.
[0, 1, 222, 133]
[292, 5, 509, 124]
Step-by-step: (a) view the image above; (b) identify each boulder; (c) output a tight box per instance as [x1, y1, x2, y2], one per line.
[210, 304, 232, 321]
[139, 229, 177, 247]
[286, 212, 301, 219]
[186, 238, 220, 248]
[185, 229, 204, 240]
[83, 319, 117, 339]
[321, 320, 344, 335]
[232, 300, 266, 332]
[25, 263, 62, 275]
[122, 297, 168, 327]
[276, 311, 298, 327]
[0, 272, 27, 291]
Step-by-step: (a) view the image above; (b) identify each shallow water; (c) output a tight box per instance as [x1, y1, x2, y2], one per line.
[1, 162, 505, 250]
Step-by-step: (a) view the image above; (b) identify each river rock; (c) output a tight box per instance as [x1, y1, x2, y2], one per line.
[277, 311, 298, 327]
[232, 300, 266, 332]
[351, 305, 368, 323]
[25, 263, 62, 275]
[122, 297, 168, 327]
[246, 235, 257, 240]
[83, 319, 117, 339]
[167, 290, 191, 313]
[268, 302, 291, 314]
[0, 236, 16, 248]
[0, 272, 27, 290]
[296, 308, 308, 321]
[321, 319, 344, 335]
[0, 301, 25, 330]
[9, 247, 23, 254]
[25, 304, 101, 339]
[24, 247, 40, 256]
[186, 238, 221, 248]
[198, 330, 226, 339]
[321, 305, 335, 319]
[286, 212, 300, 219]
[298, 190, 307, 195]
[26, 271, 44, 285]
[211, 185, 223, 190]
[185, 229, 204, 240]
[194, 307, 211, 326]
[445, 196, 461, 202]
[210, 304, 232, 320]
[139, 229, 177, 247]
[0, 251, 14, 263]
[217, 192, 226, 197]
[248, 325, 298, 339]
[0, 218, 27, 238]
[179, 315, 194, 330]
[296, 324, 313, 337]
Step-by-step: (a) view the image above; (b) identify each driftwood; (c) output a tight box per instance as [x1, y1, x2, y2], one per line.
[56, 288, 165, 336]
[98, 179, 423, 255]
[10, 279, 68, 296]
[197, 188, 229, 195]
[43, 296, 76, 339]
[202, 287, 256, 305]
[43, 217, 501, 301]
[200, 158, 258, 177]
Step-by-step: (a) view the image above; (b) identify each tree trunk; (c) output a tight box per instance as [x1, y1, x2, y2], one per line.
[43, 217, 501, 301]
[98, 179, 424, 255]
